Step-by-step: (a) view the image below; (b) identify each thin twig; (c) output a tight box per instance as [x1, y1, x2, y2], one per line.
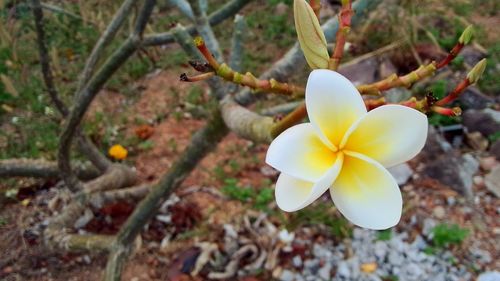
[31, 0, 67, 116]
[77, 0, 137, 92]
[58, 0, 156, 192]
[31, 0, 112, 173]
[142, 0, 253, 46]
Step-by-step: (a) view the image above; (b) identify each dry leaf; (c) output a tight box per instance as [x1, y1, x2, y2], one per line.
[0, 74, 18, 97]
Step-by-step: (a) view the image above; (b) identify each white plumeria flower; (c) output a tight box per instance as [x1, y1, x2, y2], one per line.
[265, 69, 428, 230]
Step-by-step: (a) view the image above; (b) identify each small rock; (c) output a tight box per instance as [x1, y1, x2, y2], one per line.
[473, 175, 485, 186]
[463, 109, 500, 137]
[460, 45, 486, 66]
[388, 163, 414, 185]
[293, 255, 303, 268]
[379, 58, 398, 78]
[480, 156, 498, 171]
[318, 263, 331, 280]
[279, 269, 295, 281]
[422, 218, 437, 238]
[385, 88, 412, 103]
[489, 140, 500, 160]
[73, 208, 94, 229]
[260, 165, 279, 177]
[458, 86, 495, 110]
[420, 126, 453, 162]
[433, 206, 446, 219]
[423, 153, 478, 198]
[478, 271, 500, 281]
[465, 131, 489, 151]
[485, 166, 500, 198]
[275, 2, 289, 16]
[446, 196, 456, 206]
[411, 235, 427, 250]
[338, 57, 378, 85]
[336, 261, 350, 278]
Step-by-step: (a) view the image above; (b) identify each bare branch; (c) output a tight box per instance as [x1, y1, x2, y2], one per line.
[142, 0, 253, 46]
[31, 0, 68, 116]
[229, 14, 246, 72]
[77, 0, 138, 92]
[168, 0, 195, 21]
[235, 0, 383, 106]
[0, 158, 99, 180]
[45, 165, 136, 251]
[58, 0, 157, 191]
[91, 184, 151, 208]
[260, 101, 301, 116]
[31, 0, 112, 173]
[104, 109, 228, 281]
[220, 96, 274, 143]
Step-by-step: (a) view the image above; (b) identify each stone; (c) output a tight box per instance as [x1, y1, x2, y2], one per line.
[318, 263, 331, 280]
[422, 218, 437, 237]
[420, 126, 453, 162]
[485, 166, 500, 198]
[465, 131, 489, 151]
[478, 271, 500, 281]
[275, 2, 289, 16]
[490, 140, 500, 160]
[338, 57, 378, 85]
[279, 269, 295, 281]
[379, 58, 398, 78]
[260, 165, 279, 177]
[433, 206, 446, 219]
[458, 86, 495, 110]
[480, 156, 498, 171]
[336, 261, 351, 278]
[462, 109, 500, 137]
[73, 208, 94, 229]
[292, 255, 303, 268]
[388, 163, 414, 185]
[385, 88, 412, 103]
[423, 153, 479, 198]
[460, 45, 486, 66]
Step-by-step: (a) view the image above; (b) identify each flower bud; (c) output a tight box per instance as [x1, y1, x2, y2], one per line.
[458, 25, 474, 44]
[294, 0, 329, 69]
[467, 58, 487, 84]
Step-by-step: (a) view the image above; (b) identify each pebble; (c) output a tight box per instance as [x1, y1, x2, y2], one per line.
[292, 255, 303, 268]
[279, 269, 295, 281]
[297, 226, 472, 281]
[318, 263, 331, 280]
[336, 261, 351, 278]
[478, 271, 500, 281]
[433, 206, 446, 219]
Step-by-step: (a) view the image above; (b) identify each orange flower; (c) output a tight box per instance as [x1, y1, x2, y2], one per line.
[109, 144, 128, 160]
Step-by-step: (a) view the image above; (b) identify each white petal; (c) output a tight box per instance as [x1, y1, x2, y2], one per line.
[306, 69, 367, 148]
[275, 153, 344, 212]
[266, 123, 338, 182]
[330, 151, 402, 230]
[341, 104, 428, 167]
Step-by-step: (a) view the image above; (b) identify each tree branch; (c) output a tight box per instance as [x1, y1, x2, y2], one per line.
[31, 0, 68, 116]
[58, 0, 156, 192]
[104, 109, 228, 281]
[142, 0, 253, 46]
[77, 0, 138, 92]
[0, 158, 99, 180]
[31, 0, 112, 173]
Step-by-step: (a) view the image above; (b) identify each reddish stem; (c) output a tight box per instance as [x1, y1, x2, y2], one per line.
[436, 43, 464, 69]
[434, 78, 471, 106]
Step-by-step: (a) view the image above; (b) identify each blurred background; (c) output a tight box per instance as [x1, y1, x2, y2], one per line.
[0, 0, 498, 280]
